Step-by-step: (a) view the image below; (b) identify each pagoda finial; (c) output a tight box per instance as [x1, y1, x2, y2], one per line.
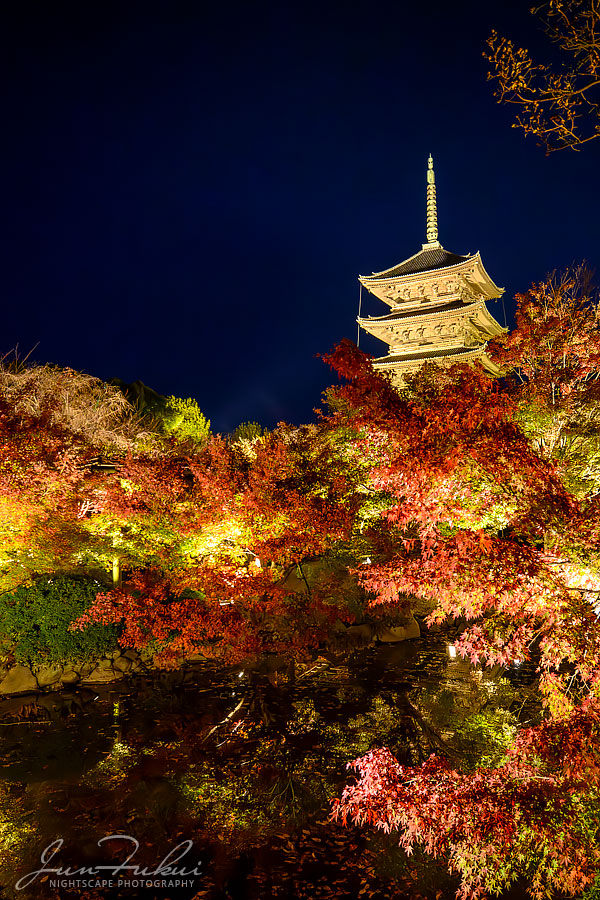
[425, 154, 440, 248]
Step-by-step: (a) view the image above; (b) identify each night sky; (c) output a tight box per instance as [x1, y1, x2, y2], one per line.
[1, 1, 596, 432]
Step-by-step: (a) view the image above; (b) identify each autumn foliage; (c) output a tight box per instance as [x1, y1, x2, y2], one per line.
[322, 270, 600, 898]
[322, 329, 600, 715]
[1, 270, 600, 896]
[0, 364, 363, 664]
[332, 698, 600, 899]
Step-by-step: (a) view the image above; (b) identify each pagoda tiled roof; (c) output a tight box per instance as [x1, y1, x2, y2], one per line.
[375, 346, 483, 364]
[360, 299, 473, 324]
[364, 247, 470, 281]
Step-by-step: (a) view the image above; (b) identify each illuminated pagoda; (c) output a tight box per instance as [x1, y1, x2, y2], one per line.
[358, 156, 506, 384]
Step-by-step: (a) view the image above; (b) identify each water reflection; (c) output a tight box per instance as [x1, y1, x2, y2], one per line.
[0, 638, 538, 899]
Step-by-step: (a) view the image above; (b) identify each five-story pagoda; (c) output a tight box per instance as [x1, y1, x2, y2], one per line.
[358, 156, 506, 385]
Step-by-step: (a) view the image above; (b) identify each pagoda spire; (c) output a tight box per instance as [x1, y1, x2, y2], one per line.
[424, 154, 441, 249]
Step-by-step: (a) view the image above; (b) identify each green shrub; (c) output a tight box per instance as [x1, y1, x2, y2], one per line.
[231, 421, 264, 443]
[582, 876, 600, 900]
[0, 576, 120, 666]
[163, 396, 211, 445]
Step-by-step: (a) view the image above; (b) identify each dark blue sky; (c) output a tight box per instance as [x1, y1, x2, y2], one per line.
[1, 0, 596, 432]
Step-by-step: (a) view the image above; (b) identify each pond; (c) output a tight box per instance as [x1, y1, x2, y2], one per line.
[0, 633, 540, 900]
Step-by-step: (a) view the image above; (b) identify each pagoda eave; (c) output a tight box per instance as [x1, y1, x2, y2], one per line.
[357, 299, 506, 347]
[357, 299, 483, 328]
[359, 251, 504, 306]
[373, 347, 503, 379]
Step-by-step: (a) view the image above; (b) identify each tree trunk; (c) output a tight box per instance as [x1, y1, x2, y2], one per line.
[112, 556, 122, 588]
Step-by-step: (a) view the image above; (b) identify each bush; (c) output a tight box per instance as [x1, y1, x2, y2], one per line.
[0, 362, 143, 450]
[163, 396, 211, 445]
[231, 421, 264, 442]
[0, 576, 120, 666]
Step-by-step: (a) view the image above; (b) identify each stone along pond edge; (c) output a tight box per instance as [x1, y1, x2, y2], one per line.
[0, 613, 422, 697]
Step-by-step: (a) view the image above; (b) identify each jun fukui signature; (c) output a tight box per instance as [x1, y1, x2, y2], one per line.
[15, 834, 203, 890]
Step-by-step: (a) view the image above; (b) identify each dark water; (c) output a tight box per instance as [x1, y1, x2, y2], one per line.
[0, 636, 540, 900]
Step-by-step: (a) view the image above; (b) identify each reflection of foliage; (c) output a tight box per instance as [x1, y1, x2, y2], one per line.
[0, 575, 119, 665]
[366, 830, 457, 896]
[449, 707, 516, 768]
[178, 657, 528, 839]
[0, 651, 541, 899]
[185, 757, 286, 830]
[0, 784, 35, 895]
[334, 698, 600, 900]
[414, 676, 520, 770]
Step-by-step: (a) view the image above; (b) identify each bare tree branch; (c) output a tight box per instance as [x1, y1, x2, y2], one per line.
[485, 0, 600, 152]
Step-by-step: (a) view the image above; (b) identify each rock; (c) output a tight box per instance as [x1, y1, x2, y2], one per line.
[281, 556, 366, 609]
[81, 666, 124, 684]
[35, 666, 63, 688]
[77, 662, 95, 677]
[346, 624, 376, 645]
[377, 617, 421, 643]
[112, 656, 132, 673]
[184, 652, 205, 662]
[97, 658, 113, 669]
[60, 670, 80, 684]
[124, 648, 141, 661]
[0, 665, 37, 695]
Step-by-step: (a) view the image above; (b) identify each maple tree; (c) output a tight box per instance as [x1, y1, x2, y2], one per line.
[0, 356, 367, 666]
[485, 0, 600, 152]
[322, 338, 600, 704]
[72, 423, 363, 664]
[3, 305, 600, 896]
[322, 331, 600, 897]
[488, 265, 600, 497]
[0, 361, 156, 592]
[0, 403, 99, 593]
[332, 698, 600, 899]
